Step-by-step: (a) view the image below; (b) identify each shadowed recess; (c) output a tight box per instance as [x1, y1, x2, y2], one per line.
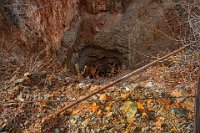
[73, 46, 128, 77]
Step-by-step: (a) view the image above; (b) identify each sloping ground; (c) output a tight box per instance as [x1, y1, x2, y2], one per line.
[0, 46, 199, 132]
[0, 0, 199, 132]
[43, 47, 199, 132]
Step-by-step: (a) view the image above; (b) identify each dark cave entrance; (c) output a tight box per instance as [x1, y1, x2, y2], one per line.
[73, 46, 128, 78]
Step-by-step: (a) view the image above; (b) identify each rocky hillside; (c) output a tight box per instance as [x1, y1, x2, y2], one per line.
[0, 0, 199, 132]
[1, 0, 190, 74]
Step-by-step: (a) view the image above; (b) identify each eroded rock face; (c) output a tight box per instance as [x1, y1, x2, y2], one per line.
[63, 0, 182, 74]
[1, 0, 184, 75]
[2, 0, 80, 54]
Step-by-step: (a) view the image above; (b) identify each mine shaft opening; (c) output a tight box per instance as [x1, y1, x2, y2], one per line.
[73, 46, 128, 78]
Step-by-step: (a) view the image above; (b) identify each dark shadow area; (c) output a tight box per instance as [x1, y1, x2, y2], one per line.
[73, 46, 128, 77]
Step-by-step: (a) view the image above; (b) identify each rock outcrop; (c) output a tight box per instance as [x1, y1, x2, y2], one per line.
[1, 0, 79, 54]
[1, 0, 185, 75]
[64, 0, 183, 73]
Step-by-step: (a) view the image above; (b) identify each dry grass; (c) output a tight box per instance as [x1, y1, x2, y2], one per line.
[0, 41, 70, 89]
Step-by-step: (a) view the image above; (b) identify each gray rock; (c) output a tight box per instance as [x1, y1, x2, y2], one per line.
[55, 128, 60, 133]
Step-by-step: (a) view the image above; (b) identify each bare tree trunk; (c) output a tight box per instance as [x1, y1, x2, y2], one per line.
[195, 77, 200, 133]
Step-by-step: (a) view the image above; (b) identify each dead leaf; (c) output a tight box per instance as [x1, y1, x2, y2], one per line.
[147, 99, 154, 106]
[105, 102, 113, 111]
[99, 94, 114, 101]
[155, 117, 165, 129]
[36, 101, 48, 106]
[137, 102, 146, 115]
[159, 98, 173, 105]
[90, 85, 100, 92]
[90, 102, 99, 113]
[71, 109, 80, 116]
[106, 112, 113, 117]
[97, 109, 103, 116]
[121, 93, 130, 99]
[171, 89, 181, 97]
